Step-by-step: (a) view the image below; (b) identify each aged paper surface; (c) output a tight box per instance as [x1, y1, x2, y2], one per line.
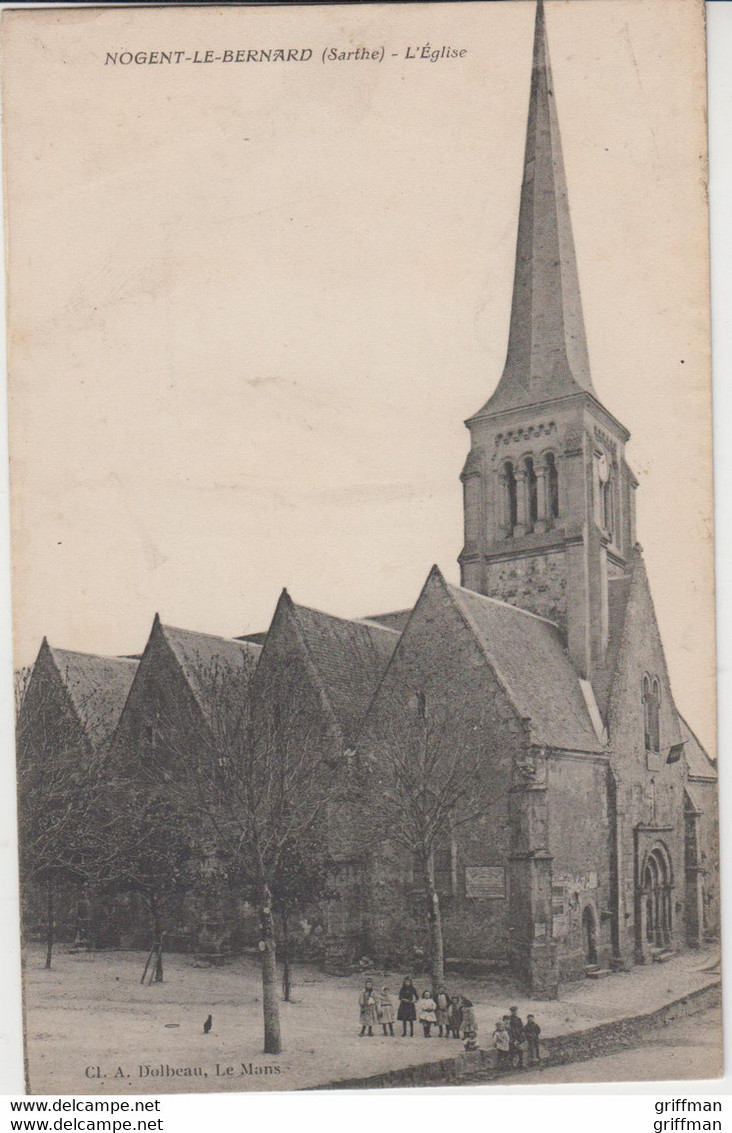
[3, 0, 720, 1093]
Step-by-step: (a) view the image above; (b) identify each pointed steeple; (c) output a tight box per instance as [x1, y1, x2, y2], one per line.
[473, 0, 595, 418]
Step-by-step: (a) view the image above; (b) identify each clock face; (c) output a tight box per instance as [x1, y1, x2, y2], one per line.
[597, 452, 610, 484]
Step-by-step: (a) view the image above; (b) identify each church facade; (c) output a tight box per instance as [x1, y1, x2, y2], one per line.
[17, 1, 718, 997]
[334, 0, 719, 995]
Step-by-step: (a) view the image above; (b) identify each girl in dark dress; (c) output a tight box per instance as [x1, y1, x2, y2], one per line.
[397, 976, 419, 1037]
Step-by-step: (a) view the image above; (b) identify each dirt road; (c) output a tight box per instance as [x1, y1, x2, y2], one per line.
[495, 1005, 722, 1085]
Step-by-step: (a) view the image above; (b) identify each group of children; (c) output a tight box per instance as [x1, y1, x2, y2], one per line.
[357, 980, 542, 1069]
[357, 977, 478, 1048]
[491, 1006, 541, 1070]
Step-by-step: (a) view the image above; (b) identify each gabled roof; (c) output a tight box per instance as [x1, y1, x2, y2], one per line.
[48, 646, 138, 749]
[680, 715, 716, 781]
[602, 551, 683, 752]
[593, 575, 632, 716]
[286, 600, 400, 747]
[158, 621, 261, 729]
[441, 574, 604, 753]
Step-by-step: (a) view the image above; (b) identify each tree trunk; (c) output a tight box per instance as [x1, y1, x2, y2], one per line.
[281, 910, 291, 1002]
[74, 881, 88, 949]
[45, 875, 55, 970]
[152, 907, 164, 983]
[141, 941, 156, 985]
[259, 885, 282, 1054]
[419, 851, 444, 991]
[428, 887, 445, 991]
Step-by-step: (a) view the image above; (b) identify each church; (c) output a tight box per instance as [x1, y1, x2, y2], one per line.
[17, 1, 718, 997]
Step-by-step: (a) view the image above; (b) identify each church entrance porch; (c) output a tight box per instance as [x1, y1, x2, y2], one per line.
[635, 835, 674, 963]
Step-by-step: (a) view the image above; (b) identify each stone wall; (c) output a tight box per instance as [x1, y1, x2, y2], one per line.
[318, 980, 720, 1090]
[547, 756, 612, 979]
[605, 559, 688, 966]
[357, 573, 525, 966]
[483, 550, 566, 628]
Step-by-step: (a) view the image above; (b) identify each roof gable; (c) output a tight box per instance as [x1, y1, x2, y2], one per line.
[258, 592, 399, 748]
[288, 602, 399, 747]
[47, 646, 138, 750]
[605, 551, 683, 752]
[592, 576, 632, 716]
[158, 621, 261, 732]
[440, 573, 603, 753]
[680, 715, 716, 781]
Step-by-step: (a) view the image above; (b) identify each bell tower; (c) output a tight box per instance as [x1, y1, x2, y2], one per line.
[459, 0, 637, 680]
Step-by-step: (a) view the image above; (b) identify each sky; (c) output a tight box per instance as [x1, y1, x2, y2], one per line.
[2, 0, 716, 751]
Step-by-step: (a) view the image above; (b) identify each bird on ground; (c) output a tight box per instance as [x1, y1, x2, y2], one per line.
[203, 1015, 212, 1034]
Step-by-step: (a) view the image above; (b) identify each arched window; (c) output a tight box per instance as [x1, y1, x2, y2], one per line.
[525, 457, 538, 527]
[602, 474, 614, 542]
[650, 678, 660, 751]
[643, 675, 661, 752]
[504, 461, 517, 530]
[546, 453, 559, 519]
[596, 450, 614, 538]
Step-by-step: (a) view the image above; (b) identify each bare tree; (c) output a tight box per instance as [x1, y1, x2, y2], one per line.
[270, 833, 332, 1002]
[146, 655, 342, 1054]
[14, 666, 32, 716]
[16, 673, 102, 969]
[90, 784, 196, 983]
[364, 690, 492, 988]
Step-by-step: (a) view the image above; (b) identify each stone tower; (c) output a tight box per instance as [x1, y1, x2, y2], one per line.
[459, 0, 637, 680]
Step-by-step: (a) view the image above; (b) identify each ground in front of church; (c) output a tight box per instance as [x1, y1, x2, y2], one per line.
[21, 944, 721, 1094]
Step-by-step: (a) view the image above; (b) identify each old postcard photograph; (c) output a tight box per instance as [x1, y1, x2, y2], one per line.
[1, 0, 721, 1093]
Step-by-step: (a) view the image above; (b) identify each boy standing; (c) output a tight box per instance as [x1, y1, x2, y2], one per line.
[525, 1014, 541, 1065]
[508, 1005, 526, 1069]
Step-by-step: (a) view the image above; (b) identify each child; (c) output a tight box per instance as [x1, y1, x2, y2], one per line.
[358, 979, 379, 1037]
[508, 1005, 526, 1069]
[434, 984, 452, 1038]
[419, 989, 437, 1037]
[525, 1013, 541, 1065]
[379, 986, 395, 1036]
[460, 995, 477, 1041]
[447, 995, 463, 1039]
[492, 1019, 510, 1069]
[397, 976, 419, 1037]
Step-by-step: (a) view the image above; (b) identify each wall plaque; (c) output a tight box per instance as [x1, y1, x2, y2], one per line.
[465, 866, 505, 899]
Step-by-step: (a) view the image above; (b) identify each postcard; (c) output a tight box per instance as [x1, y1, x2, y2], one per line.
[3, 0, 720, 1092]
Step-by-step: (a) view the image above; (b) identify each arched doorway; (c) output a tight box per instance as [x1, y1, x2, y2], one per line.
[642, 845, 672, 948]
[581, 905, 598, 966]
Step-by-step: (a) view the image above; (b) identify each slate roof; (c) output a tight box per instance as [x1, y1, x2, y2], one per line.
[444, 579, 604, 753]
[679, 715, 716, 781]
[593, 576, 632, 716]
[237, 631, 268, 646]
[158, 622, 261, 729]
[49, 647, 138, 749]
[288, 602, 400, 747]
[363, 609, 412, 632]
[685, 779, 708, 813]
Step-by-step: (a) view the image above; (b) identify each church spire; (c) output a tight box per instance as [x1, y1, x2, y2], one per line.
[473, 0, 595, 418]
